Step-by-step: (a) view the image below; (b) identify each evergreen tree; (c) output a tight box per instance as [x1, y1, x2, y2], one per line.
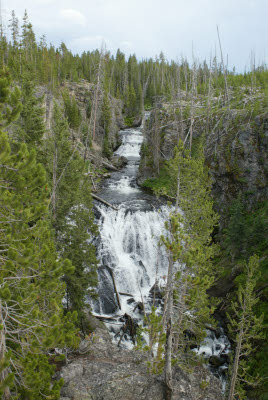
[16, 72, 46, 149]
[8, 11, 19, 49]
[126, 83, 137, 118]
[43, 103, 98, 327]
[224, 193, 247, 261]
[100, 90, 112, 158]
[227, 255, 264, 400]
[62, 89, 82, 130]
[21, 10, 36, 64]
[0, 70, 78, 399]
[143, 141, 218, 398]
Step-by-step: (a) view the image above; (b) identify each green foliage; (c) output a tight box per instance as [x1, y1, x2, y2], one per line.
[161, 211, 217, 370]
[144, 140, 218, 249]
[0, 72, 78, 398]
[0, 131, 78, 398]
[0, 68, 22, 126]
[16, 72, 46, 148]
[41, 103, 98, 328]
[144, 142, 218, 375]
[227, 255, 264, 399]
[62, 89, 82, 130]
[124, 116, 134, 126]
[20, 353, 64, 399]
[100, 91, 112, 134]
[100, 91, 113, 158]
[135, 306, 166, 374]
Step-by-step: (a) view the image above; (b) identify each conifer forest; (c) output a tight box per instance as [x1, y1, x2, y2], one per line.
[0, 7, 267, 400]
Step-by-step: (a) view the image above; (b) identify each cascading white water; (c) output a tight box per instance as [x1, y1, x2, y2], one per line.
[92, 115, 230, 387]
[96, 205, 168, 316]
[93, 117, 169, 325]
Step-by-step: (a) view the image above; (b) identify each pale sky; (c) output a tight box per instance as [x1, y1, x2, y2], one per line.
[2, 0, 267, 71]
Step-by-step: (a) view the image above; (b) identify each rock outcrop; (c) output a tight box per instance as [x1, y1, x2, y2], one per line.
[60, 321, 224, 400]
[138, 104, 268, 223]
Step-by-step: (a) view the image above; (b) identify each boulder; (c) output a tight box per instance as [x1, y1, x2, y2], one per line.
[209, 355, 226, 368]
[149, 283, 164, 299]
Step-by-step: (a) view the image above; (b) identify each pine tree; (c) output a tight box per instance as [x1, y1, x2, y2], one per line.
[100, 90, 112, 158]
[43, 103, 98, 327]
[16, 72, 46, 149]
[62, 191, 98, 329]
[21, 10, 36, 64]
[227, 255, 264, 400]
[224, 193, 247, 261]
[0, 71, 78, 399]
[126, 83, 136, 118]
[62, 89, 82, 131]
[8, 11, 19, 49]
[160, 210, 216, 399]
[146, 140, 218, 399]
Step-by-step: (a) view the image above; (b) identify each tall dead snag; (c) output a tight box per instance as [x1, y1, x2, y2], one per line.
[164, 253, 174, 400]
[51, 128, 57, 221]
[189, 58, 197, 155]
[217, 25, 230, 110]
[84, 45, 105, 160]
[227, 256, 264, 400]
[152, 97, 162, 175]
[0, 301, 11, 399]
[206, 58, 213, 147]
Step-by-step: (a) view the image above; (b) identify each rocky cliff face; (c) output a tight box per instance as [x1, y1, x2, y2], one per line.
[207, 113, 268, 221]
[138, 104, 268, 227]
[59, 318, 224, 400]
[64, 81, 125, 150]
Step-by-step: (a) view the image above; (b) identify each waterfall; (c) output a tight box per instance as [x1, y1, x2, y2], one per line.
[92, 119, 169, 323]
[92, 117, 230, 387]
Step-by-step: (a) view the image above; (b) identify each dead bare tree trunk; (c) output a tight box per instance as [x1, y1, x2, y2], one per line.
[217, 25, 230, 110]
[206, 59, 213, 147]
[51, 133, 57, 221]
[84, 46, 105, 160]
[228, 329, 242, 400]
[108, 268, 121, 310]
[164, 253, 174, 400]
[0, 301, 10, 399]
[152, 99, 161, 174]
[142, 74, 150, 115]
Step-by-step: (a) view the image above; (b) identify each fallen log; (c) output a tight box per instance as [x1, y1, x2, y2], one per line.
[102, 160, 118, 171]
[92, 193, 118, 210]
[92, 314, 121, 322]
[119, 292, 134, 297]
[205, 325, 217, 333]
[87, 152, 118, 171]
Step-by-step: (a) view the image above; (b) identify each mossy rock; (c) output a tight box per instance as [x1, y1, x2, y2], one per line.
[82, 312, 108, 334]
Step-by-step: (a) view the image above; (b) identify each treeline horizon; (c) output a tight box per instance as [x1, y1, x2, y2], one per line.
[1, 9, 267, 113]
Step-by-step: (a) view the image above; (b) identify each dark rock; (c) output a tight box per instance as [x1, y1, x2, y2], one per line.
[149, 283, 164, 299]
[82, 311, 108, 335]
[209, 355, 226, 368]
[97, 265, 118, 314]
[215, 327, 224, 339]
[133, 301, 144, 313]
[111, 155, 128, 169]
[127, 297, 135, 305]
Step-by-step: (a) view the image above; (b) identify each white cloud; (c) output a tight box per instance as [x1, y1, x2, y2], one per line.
[59, 8, 86, 27]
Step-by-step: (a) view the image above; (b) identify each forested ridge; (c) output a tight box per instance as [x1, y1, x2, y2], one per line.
[0, 9, 267, 400]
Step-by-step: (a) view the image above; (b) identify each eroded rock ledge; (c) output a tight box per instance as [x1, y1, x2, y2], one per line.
[60, 323, 224, 400]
